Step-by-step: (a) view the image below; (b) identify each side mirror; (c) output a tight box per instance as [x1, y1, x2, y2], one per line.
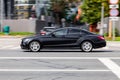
[51, 33, 56, 37]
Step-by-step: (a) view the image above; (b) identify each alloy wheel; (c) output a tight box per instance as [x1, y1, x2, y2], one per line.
[81, 41, 93, 52]
[29, 41, 41, 52]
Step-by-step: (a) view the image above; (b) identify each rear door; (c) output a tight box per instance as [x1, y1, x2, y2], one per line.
[64, 28, 82, 44]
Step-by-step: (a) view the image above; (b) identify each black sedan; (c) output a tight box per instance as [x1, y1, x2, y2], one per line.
[21, 27, 106, 52]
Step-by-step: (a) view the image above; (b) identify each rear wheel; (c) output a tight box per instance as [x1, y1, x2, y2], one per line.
[29, 41, 41, 52]
[81, 41, 93, 52]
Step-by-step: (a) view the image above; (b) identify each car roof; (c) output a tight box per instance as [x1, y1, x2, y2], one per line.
[55, 27, 94, 34]
[55, 27, 82, 31]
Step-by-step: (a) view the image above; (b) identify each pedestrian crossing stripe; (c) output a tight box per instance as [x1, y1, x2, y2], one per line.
[0, 45, 20, 50]
[0, 45, 15, 49]
[10, 46, 20, 50]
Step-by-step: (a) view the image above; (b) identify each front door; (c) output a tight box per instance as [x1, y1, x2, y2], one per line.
[43, 28, 69, 46]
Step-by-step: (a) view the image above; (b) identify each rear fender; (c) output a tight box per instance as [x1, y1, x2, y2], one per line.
[77, 38, 95, 48]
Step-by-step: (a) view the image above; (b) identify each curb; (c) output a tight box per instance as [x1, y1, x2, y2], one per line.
[0, 35, 24, 38]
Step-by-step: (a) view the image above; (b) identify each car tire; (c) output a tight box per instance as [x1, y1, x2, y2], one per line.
[29, 41, 41, 52]
[81, 41, 93, 52]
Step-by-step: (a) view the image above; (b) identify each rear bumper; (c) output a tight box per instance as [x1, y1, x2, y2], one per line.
[93, 41, 106, 48]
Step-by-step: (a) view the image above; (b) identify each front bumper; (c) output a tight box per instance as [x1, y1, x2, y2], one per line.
[20, 40, 29, 50]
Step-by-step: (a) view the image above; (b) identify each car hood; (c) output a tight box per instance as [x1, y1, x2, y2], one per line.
[22, 34, 49, 40]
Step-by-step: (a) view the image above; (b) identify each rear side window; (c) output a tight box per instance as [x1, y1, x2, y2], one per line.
[80, 30, 88, 35]
[68, 29, 81, 34]
[81, 30, 94, 35]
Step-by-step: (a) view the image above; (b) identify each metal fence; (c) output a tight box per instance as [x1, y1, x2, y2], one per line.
[103, 17, 120, 35]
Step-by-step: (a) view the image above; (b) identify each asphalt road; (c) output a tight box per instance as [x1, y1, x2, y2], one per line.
[0, 38, 120, 80]
[0, 72, 119, 80]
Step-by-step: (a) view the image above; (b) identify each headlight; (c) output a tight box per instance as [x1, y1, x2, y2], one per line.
[23, 39, 31, 43]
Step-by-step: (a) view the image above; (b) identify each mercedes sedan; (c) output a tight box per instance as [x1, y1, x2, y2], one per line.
[21, 27, 106, 52]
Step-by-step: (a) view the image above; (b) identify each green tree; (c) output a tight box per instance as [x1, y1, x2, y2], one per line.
[80, 0, 109, 25]
[49, 0, 81, 23]
[119, 1, 120, 16]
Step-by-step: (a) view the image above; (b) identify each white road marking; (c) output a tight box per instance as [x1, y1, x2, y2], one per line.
[0, 57, 120, 59]
[0, 69, 110, 72]
[0, 39, 21, 41]
[99, 58, 120, 79]
[0, 45, 15, 49]
[0, 45, 20, 50]
[102, 47, 109, 49]
[10, 46, 20, 49]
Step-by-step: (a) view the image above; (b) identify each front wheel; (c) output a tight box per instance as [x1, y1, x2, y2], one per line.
[29, 41, 41, 52]
[81, 41, 93, 52]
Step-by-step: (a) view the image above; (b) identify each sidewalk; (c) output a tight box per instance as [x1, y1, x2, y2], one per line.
[107, 41, 120, 47]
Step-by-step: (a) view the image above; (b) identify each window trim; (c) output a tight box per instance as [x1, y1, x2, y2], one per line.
[52, 29, 67, 36]
[68, 29, 81, 35]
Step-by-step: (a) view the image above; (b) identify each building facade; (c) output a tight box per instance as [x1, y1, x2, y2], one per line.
[0, 0, 4, 31]
[14, 0, 50, 19]
[35, 0, 50, 18]
[0, 0, 4, 19]
[14, 0, 35, 19]
[4, 0, 14, 19]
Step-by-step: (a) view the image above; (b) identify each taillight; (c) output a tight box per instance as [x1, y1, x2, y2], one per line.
[40, 31, 46, 35]
[97, 36, 105, 40]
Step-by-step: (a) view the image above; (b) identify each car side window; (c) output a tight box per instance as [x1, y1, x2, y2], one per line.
[68, 29, 81, 34]
[80, 30, 88, 35]
[53, 29, 67, 36]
